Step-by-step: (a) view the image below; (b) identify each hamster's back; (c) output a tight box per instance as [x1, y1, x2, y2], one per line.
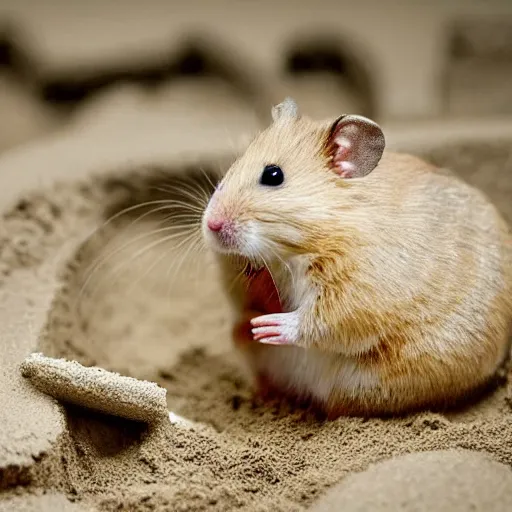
[244, 151, 512, 416]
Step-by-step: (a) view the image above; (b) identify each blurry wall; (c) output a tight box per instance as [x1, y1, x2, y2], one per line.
[0, 0, 512, 155]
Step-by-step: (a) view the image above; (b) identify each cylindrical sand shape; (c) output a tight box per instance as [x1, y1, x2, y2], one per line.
[20, 353, 168, 423]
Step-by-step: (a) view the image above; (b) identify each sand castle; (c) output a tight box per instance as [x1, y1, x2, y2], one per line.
[1, 1, 512, 510]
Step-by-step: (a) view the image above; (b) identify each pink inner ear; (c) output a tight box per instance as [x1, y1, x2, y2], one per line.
[332, 136, 356, 178]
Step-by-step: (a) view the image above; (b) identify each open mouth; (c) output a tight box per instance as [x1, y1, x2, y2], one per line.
[243, 261, 263, 278]
[243, 263, 282, 314]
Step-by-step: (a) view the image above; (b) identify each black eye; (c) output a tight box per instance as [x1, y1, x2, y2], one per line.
[260, 164, 284, 187]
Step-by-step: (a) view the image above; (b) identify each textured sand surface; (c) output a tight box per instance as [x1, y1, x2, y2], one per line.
[310, 450, 512, 512]
[0, 264, 66, 473]
[0, 131, 511, 510]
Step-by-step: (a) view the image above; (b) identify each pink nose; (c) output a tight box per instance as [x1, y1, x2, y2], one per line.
[207, 218, 224, 232]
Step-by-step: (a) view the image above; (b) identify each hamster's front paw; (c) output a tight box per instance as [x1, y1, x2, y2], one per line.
[250, 311, 300, 345]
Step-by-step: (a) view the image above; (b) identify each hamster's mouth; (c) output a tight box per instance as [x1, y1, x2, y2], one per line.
[243, 264, 282, 314]
[243, 262, 263, 278]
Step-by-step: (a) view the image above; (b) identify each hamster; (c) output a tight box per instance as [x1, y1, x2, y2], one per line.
[202, 98, 512, 418]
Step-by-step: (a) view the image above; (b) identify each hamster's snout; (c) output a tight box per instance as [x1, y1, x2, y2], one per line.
[206, 214, 233, 237]
[203, 188, 249, 255]
[203, 210, 239, 253]
[207, 218, 224, 232]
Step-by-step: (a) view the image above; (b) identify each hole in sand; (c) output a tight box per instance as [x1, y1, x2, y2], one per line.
[39, 163, 256, 428]
[38, 141, 512, 431]
[6, 140, 512, 510]
[284, 36, 375, 119]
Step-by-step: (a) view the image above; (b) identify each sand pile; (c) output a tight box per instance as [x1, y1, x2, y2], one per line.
[311, 450, 512, 512]
[0, 136, 511, 511]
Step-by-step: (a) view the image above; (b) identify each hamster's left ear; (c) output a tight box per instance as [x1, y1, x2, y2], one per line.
[271, 97, 300, 123]
[325, 115, 385, 178]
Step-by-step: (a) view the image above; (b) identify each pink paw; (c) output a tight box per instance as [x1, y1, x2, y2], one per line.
[250, 312, 299, 345]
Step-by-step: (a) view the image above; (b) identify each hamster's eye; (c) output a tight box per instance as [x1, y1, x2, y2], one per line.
[260, 164, 284, 187]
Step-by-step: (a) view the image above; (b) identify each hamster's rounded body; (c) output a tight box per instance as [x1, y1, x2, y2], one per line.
[204, 99, 512, 417]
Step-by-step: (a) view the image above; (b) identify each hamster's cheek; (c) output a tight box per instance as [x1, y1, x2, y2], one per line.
[237, 220, 265, 260]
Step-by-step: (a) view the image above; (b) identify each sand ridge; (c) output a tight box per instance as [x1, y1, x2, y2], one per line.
[21, 353, 169, 423]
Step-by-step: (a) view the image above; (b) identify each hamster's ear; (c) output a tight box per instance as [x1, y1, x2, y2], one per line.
[326, 115, 385, 178]
[271, 97, 300, 123]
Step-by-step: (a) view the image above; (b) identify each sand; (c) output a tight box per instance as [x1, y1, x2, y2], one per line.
[21, 353, 169, 423]
[0, 129, 511, 510]
[0, 493, 93, 512]
[0, 3, 511, 508]
[310, 450, 512, 512]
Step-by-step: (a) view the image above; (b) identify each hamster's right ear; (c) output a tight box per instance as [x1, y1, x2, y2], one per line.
[325, 115, 385, 179]
[271, 97, 300, 123]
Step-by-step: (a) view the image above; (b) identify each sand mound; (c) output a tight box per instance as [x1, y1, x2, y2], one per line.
[0, 136, 512, 510]
[310, 450, 512, 512]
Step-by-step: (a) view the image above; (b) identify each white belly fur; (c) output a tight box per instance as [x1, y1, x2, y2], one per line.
[247, 344, 380, 406]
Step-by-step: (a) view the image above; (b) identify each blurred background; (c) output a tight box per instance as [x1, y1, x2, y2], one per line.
[0, 0, 512, 156]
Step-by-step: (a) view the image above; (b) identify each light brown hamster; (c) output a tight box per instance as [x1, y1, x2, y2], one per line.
[202, 98, 512, 418]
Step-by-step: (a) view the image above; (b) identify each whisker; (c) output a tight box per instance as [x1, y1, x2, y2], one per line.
[180, 185, 210, 209]
[93, 230, 195, 295]
[125, 229, 201, 295]
[189, 237, 209, 281]
[81, 221, 198, 287]
[159, 211, 203, 223]
[161, 198, 205, 213]
[193, 183, 213, 207]
[180, 177, 212, 198]
[75, 198, 204, 259]
[184, 233, 207, 265]
[265, 242, 296, 293]
[227, 268, 246, 295]
[115, 204, 202, 235]
[195, 173, 216, 204]
[164, 233, 204, 296]
[198, 167, 218, 193]
[101, 199, 204, 232]
[151, 185, 202, 204]
[256, 252, 281, 305]
[154, 181, 208, 210]
[74, 227, 194, 315]
[80, 200, 203, 270]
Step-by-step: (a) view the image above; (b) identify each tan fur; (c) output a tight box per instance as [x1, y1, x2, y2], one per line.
[203, 105, 512, 418]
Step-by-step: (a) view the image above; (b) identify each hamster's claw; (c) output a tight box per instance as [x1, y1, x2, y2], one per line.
[251, 312, 299, 345]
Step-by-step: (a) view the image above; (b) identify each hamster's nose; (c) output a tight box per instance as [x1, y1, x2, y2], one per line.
[207, 218, 224, 232]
